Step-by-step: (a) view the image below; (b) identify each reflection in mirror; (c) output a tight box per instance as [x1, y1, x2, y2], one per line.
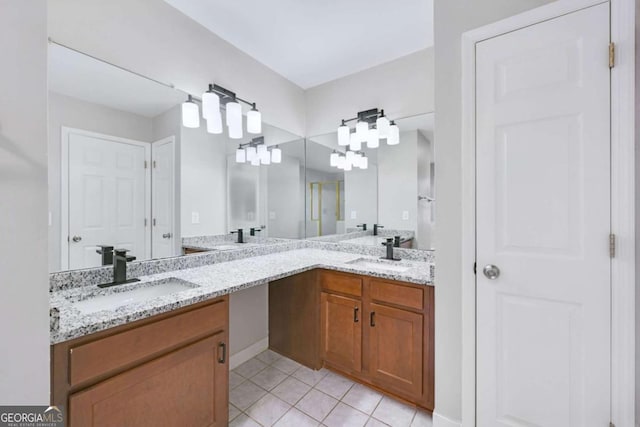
[47, 42, 303, 272]
[306, 112, 434, 250]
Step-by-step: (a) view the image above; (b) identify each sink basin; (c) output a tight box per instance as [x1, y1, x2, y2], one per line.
[347, 258, 413, 273]
[72, 278, 196, 314]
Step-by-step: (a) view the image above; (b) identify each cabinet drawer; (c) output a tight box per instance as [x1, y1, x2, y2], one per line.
[69, 298, 227, 387]
[320, 271, 362, 297]
[370, 279, 424, 311]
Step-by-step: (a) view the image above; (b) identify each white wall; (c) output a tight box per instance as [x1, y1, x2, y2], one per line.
[47, 0, 306, 137]
[48, 92, 155, 271]
[433, 0, 555, 423]
[378, 131, 419, 231]
[305, 48, 434, 136]
[344, 165, 378, 230]
[229, 285, 268, 356]
[0, 0, 50, 404]
[267, 155, 304, 239]
[181, 126, 227, 237]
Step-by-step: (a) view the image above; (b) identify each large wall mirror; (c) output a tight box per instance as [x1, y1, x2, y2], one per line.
[305, 113, 435, 250]
[48, 43, 303, 272]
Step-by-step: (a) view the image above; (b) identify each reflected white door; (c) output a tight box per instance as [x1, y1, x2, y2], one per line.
[476, 4, 610, 427]
[151, 137, 176, 258]
[67, 131, 150, 269]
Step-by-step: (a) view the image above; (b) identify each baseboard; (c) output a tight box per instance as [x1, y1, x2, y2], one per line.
[433, 412, 462, 427]
[229, 337, 269, 370]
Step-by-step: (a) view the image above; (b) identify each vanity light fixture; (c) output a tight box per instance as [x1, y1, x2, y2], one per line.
[337, 108, 399, 149]
[181, 84, 262, 139]
[330, 150, 340, 167]
[235, 136, 280, 166]
[330, 150, 368, 172]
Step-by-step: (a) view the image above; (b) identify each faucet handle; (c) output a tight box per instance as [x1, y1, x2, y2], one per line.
[96, 245, 114, 255]
[114, 249, 136, 261]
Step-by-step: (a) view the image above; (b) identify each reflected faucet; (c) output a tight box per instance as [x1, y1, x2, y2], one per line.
[231, 229, 244, 243]
[373, 224, 384, 236]
[250, 227, 262, 237]
[98, 249, 140, 288]
[96, 245, 114, 266]
[381, 238, 399, 261]
[356, 224, 367, 231]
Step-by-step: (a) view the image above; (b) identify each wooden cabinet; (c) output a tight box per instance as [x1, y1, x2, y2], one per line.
[52, 297, 229, 427]
[320, 293, 362, 373]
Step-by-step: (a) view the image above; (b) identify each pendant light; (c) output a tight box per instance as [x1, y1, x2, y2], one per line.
[271, 146, 282, 164]
[181, 95, 200, 128]
[376, 111, 390, 138]
[235, 146, 246, 163]
[349, 132, 362, 151]
[330, 151, 340, 167]
[388, 121, 400, 145]
[367, 128, 380, 149]
[202, 84, 220, 119]
[247, 103, 262, 134]
[338, 121, 350, 146]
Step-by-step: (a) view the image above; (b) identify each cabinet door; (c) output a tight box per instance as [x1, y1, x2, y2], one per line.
[69, 333, 228, 427]
[321, 292, 362, 373]
[369, 303, 423, 397]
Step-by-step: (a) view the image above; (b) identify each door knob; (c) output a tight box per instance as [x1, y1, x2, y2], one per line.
[162, 233, 172, 239]
[71, 236, 82, 243]
[483, 264, 500, 280]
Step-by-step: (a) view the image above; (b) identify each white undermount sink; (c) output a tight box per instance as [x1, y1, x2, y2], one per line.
[347, 258, 413, 273]
[71, 278, 196, 314]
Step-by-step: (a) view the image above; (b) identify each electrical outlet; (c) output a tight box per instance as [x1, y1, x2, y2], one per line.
[191, 212, 200, 224]
[350, 211, 357, 219]
[402, 211, 409, 220]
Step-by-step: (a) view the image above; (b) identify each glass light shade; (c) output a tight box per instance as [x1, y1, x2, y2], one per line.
[228, 121, 243, 139]
[338, 125, 350, 146]
[356, 120, 369, 142]
[353, 152, 364, 168]
[260, 150, 271, 165]
[235, 147, 246, 163]
[271, 147, 282, 164]
[376, 115, 390, 138]
[349, 132, 362, 151]
[344, 160, 352, 171]
[246, 146, 257, 161]
[226, 101, 243, 139]
[360, 156, 369, 170]
[202, 90, 220, 119]
[367, 128, 380, 149]
[388, 123, 400, 145]
[337, 155, 346, 170]
[257, 144, 267, 156]
[181, 98, 200, 128]
[250, 156, 260, 166]
[247, 109, 262, 134]
[330, 151, 340, 167]
[206, 113, 223, 134]
[346, 150, 355, 164]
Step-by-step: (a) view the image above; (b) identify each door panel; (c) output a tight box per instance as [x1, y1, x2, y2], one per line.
[320, 292, 362, 373]
[476, 5, 611, 426]
[368, 303, 423, 398]
[152, 139, 176, 259]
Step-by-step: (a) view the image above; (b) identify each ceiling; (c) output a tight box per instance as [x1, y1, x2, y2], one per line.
[163, 0, 434, 89]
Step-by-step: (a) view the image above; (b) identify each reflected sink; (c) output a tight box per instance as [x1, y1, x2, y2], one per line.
[211, 243, 257, 251]
[347, 258, 413, 273]
[72, 278, 197, 314]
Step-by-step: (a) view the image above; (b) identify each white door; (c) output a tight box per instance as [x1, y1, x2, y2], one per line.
[476, 4, 611, 427]
[66, 131, 150, 269]
[151, 137, 176, 258]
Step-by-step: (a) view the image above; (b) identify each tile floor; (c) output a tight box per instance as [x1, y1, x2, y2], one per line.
[229, 350, 433, 427]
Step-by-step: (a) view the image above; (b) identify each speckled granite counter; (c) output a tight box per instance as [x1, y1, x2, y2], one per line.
[50, 248, 433, 344]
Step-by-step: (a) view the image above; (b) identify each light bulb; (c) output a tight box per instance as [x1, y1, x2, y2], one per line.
[356, 120, 369, 142]
[367, 128, 380, 149]
[338, 123, 350, 146]
[206, 113, 223, 134]
[236, 147, 246, 163]
[349, 132, 362, 151]
[246, 146, 257, 161]
[181, 95, 200, 128]
[247, 105, 262, 134]
[376, 115, 390, 138]
[360, 155, 368, 170]
[271, 146, 282, 163]
[202, 86, 220, 119]
[226, 101, 243, 139]
[388, 122, 400, 145]
[330, 151, 339, 167]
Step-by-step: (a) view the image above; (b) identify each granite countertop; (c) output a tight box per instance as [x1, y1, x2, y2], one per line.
[340, 235, 412, 247]
[50, 248, 433, 344]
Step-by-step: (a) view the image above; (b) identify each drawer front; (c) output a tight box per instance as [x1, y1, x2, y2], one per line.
[69, 298, 227, 387]
[320, 271, 362, 297]
[370, 280, 424, 311]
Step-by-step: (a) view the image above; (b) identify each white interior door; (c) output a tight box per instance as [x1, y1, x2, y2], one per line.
[151, 137, 176, 258]
[476, 4, 611, 427]
[66, 130, 150, 269]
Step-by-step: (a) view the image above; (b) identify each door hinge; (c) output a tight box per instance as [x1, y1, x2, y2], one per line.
[153, 218, 157, 227]
[609, 233, 616, 258]
[144, 160, 148, 169]
[153, 160, 157, 169]
[144, 218, 148, 227]
[609, 42, 615, 68]
[473, 262, 477, 275]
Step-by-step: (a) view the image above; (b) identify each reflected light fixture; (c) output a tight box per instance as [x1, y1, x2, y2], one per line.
[336, 108, 399, 152]
[338, 121, 350, 146]
[235, 136, 280, 167]
[330, 151, 340, 167]
[247, 104, 262, 134]
[181, 95, 200, 128]
[271, 146, 282, 164]
[387, 120, 400, 145]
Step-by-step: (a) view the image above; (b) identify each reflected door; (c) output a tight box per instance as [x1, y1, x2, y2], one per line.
[476, 4, 611, 426]
[152, 137, 176, 259]
[66, 130, 150, 269]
